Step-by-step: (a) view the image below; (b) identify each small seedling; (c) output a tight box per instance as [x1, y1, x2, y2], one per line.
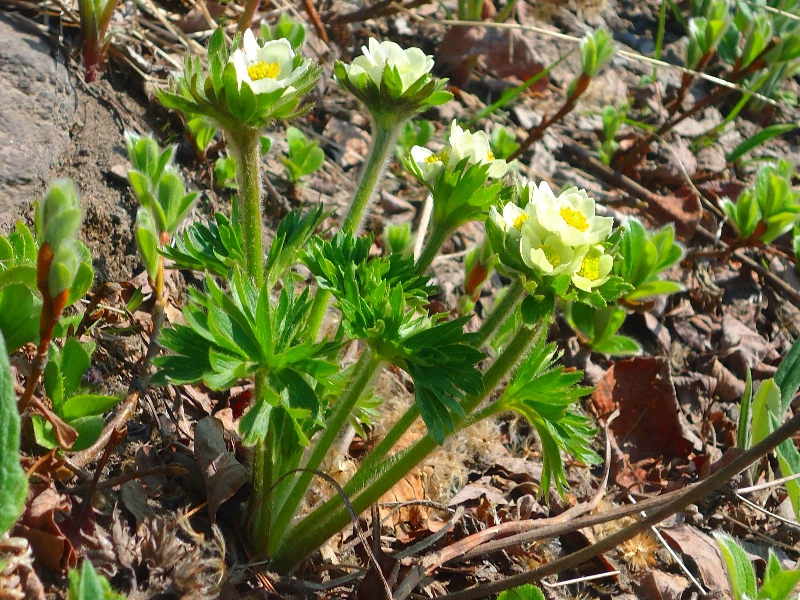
[395, 119, 435, 160]
[281, 126, 325, 183]
[598, 103, 628, 165]
[69, 560, 125, 600]
[722, 159, 800, 246]
[78, 0, 118, 82]
[490, 124, 521, 160]
[32, 339, 121, 451]
[716, 532, 800, 600]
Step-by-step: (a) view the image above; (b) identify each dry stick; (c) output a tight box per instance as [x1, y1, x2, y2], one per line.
[437, 410, 800, 600]
[616, 43, 775, 172]
[508, 73, 590, 162]
[739, 470, 800, 494]
[410, 411, 615, 577]
[69, 391, 139, 467]
[300, 0, 328, 43]
[559, 139, 800, 313]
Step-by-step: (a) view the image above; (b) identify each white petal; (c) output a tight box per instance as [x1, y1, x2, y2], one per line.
[243, 29, 260, 58]
[487, 159, 508, 178]
[230, 50, 252, 87]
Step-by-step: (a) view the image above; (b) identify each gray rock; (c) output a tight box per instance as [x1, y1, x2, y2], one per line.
[0, 14, 76, 211]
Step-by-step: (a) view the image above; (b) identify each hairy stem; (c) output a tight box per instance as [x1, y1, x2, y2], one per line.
[306, 120, 401, 340]
[229, 127, 264, 287]
[341, 120, 400, 235]
[473, 278, 525, 348]
[266, 345, 381, 555]
[269, 323, 542, 572]
[415, 225, 451, 274]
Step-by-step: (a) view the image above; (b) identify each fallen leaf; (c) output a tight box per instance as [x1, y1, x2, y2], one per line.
[120, 480, 155, 528]
[646, 187, 702, 240]
[661, 523, 732, 595]
[194, 417, 248, 523]
[438, 26, 548, 89]
[592, 357, 702, 463]
[633, 569, 690, 600]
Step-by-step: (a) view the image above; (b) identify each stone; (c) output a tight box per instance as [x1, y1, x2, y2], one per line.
[0, 14, 76, 211]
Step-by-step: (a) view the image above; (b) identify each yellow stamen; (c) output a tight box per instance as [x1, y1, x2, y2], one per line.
[560, 206, 589, 232]
[578, 255, 600, 280]
[487, 150, 495, 161]
[424, 150, 448, 164]
[512, 213, 529, 230]
[248, 61, 280, 81]
[541, 244, 562, 267]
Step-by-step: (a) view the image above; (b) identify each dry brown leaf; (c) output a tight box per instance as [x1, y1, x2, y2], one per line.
[194, 417, 248, 523]
[592, 357, 702, 463]
[661, 523, 732, 595]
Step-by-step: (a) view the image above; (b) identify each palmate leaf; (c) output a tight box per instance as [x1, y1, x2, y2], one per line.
[161, 212, 244, 277]
[154, 271, 335, 393]
[303, 232, 435, 342]
[497, 337, 599, 496]
[403, 321, 484, 444]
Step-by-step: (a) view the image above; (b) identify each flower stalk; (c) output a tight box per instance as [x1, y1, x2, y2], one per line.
[268, 321, 544, 572]
[229, 127, 265, 285]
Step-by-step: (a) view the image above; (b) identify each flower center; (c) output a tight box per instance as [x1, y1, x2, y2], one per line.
[578, 255, 600, 280]
[487, 150, 495, 161]
[248, 61, 281, 81]
[424, 150, 448, 164]
[512, 213, 529, 230]
[541, 243, 562, 267]
[560, 206, 589, 232]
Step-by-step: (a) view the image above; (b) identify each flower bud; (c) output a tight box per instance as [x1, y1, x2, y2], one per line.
[49, 240, 81, 298]
[35, 179, 83, 251]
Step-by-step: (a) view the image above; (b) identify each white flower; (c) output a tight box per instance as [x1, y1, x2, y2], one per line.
[344, 38, 434, 92]
[410, 145, 447, 182]
[447, 122, 507, 178]
[489, 202, 536, 239]
[520, 224, 584, 276]
[536, 186, 613, 247]
[571, 245, 613, 292]
[230, 30, 310, 95]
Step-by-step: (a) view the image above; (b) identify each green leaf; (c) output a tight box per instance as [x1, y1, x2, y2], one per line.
[402, 317, 485, 444]
[520, 293, 555, 326]
[726, 123, 800, 163]
[239, 387, 280, 446]
[592, 334, 642, 356]
[61, 338, 92, 399]
[0, 284, 41, 352]
[69, 559, 124, 600]
[715, 533, 758, 600]
[497, 584, 546, 600]
[69, 416, 106, 451]
[61, 394, 121, 420]
[751, 379, 781, 447]
[497, 337, 598, 496]
[0, 332, 27, 537]
[776, 334, 800, 413]
[757, 569, 800, 600]
[626, 280, 684, 300]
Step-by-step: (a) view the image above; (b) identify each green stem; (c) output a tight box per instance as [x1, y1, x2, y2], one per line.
[350, 278, 527, 493]
[415, 225, 451, 274]
[341, 120, 400, 235]
[229, 127, 264, 286]
[473, 278, 525, 348]
[306, 119, 401, 340]
[269, 323, 542, 572]
[266, 345, 381, 555]
[249, 371, 273, 557]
